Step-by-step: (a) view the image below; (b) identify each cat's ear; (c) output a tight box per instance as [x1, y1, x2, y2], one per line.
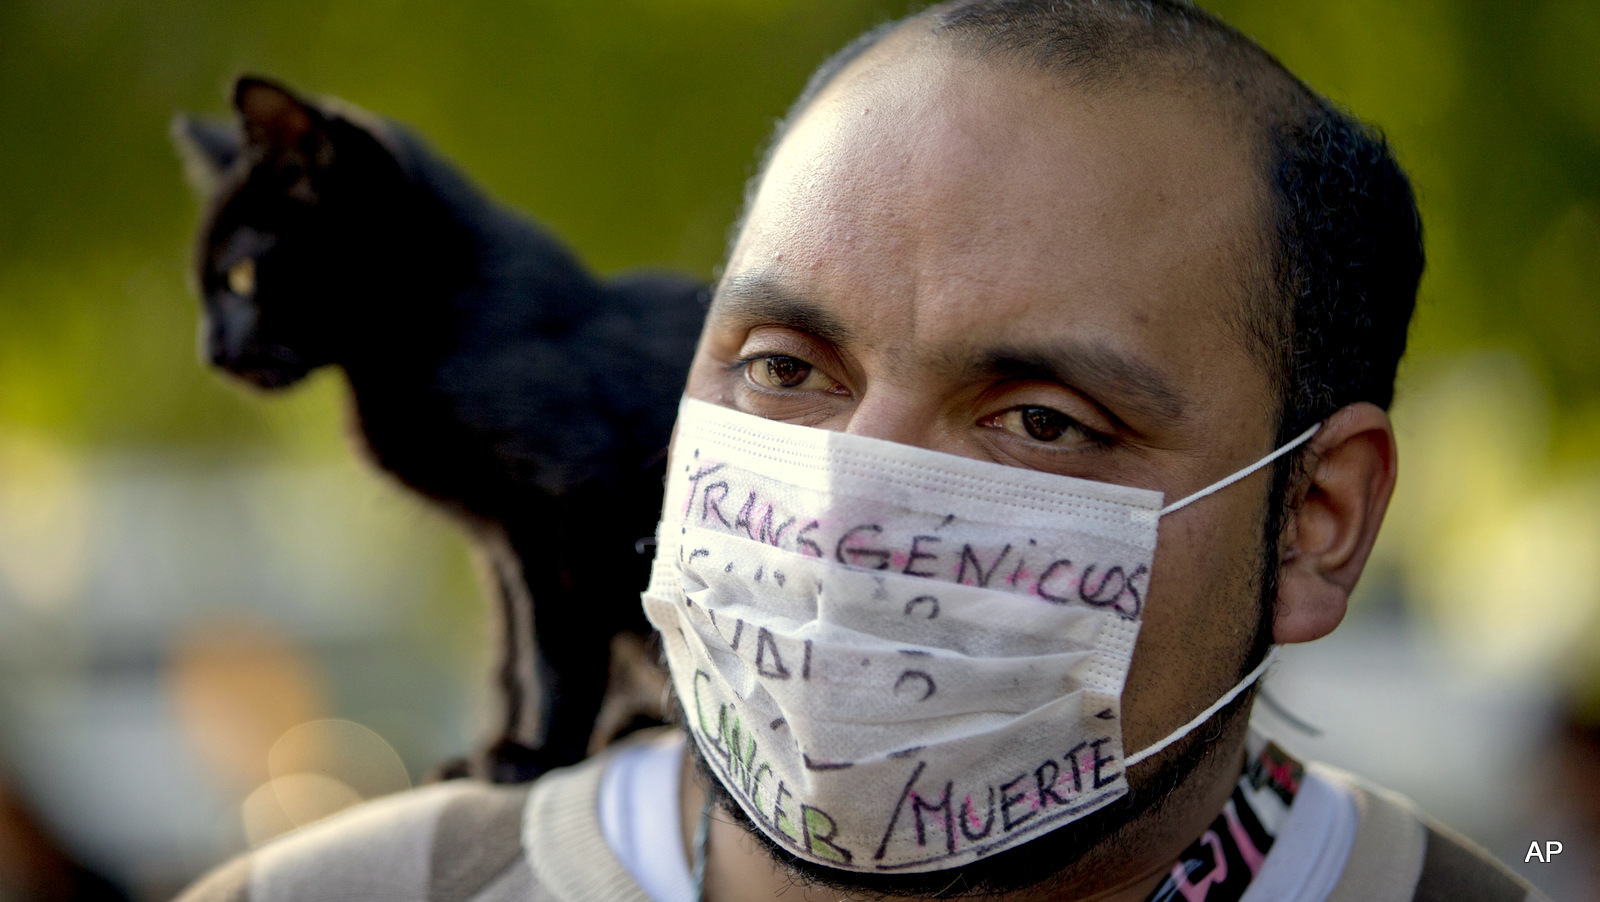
[170, 114, 241, 195]
[233, 75, 326, 158]
[233, 75, 329, 201]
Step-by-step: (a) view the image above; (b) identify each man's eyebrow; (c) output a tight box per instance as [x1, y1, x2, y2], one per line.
[711, 274, 855, 345]
[968, 343, 1190, 423]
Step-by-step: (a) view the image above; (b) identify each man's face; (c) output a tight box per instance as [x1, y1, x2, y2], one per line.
[685, 32, 1279, 863]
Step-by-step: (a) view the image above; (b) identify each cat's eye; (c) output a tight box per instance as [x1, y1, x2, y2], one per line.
[227, 258, 256, 298]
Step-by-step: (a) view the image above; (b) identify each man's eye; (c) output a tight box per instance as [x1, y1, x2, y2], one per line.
[748, 355, 828, 391]
[992, 406, 1087, 443]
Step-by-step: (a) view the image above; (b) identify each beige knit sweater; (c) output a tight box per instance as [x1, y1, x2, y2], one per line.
[174, 731, 1547, 902]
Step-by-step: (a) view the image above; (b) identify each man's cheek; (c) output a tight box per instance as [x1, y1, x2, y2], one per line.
[1122, 514, 1260, 748]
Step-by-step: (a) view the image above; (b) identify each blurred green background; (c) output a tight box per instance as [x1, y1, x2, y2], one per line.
[0, 1, 1596, 899]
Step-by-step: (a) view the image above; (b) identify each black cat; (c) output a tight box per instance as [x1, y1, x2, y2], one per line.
[173, 76, 706, 782]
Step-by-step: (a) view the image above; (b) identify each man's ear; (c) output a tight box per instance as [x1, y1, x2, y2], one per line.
[1273, 402, 1398, 644]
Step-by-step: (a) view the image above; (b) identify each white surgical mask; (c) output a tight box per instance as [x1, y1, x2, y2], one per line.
[641, 399, 1317, 873]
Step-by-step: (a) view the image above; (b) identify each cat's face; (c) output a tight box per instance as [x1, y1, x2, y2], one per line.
[175, 77, 404, 389]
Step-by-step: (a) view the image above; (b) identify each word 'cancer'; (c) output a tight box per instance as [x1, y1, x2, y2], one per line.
[691, 670, 855, 864]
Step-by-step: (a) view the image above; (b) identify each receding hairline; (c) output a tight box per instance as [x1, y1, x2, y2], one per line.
[729, 4, 1303, 388]
[782, 3, 1314, 145]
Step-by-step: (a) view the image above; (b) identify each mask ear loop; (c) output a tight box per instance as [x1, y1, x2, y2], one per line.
[1130, 422, 1321, 766]
[1125, 646, 1282, 767]
[1159, 422, 1321, 516]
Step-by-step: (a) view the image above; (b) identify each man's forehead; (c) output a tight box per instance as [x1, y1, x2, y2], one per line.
[720, 37, 1269, 384]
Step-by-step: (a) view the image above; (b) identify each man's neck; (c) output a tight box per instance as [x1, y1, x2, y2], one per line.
[678, 715, 1253, 902]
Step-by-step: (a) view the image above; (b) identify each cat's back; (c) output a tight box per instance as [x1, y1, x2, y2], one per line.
[601, 270, 708, 357]
[380, 122, 596, 300]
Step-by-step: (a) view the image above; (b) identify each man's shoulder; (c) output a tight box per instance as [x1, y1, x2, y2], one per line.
[173, 777, 542, 902]
[1310, 762, 1550, 902]
[174, 731, 674, 902]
